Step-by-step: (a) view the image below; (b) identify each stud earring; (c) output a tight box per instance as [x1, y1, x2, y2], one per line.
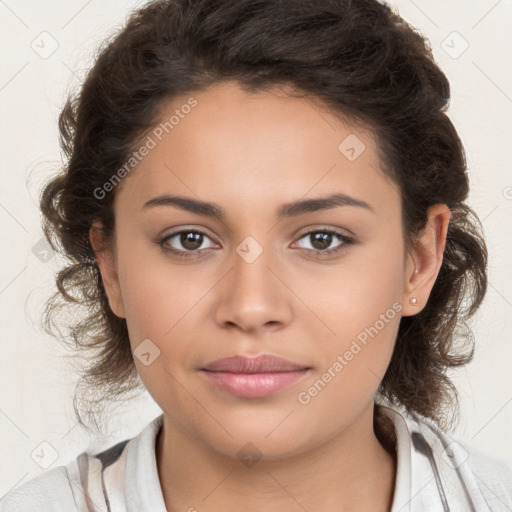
[409, 297, 418, 306]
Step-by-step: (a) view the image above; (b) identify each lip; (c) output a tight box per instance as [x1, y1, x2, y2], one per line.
[202, 354, 309, 373]
[200, 355, 311, 398]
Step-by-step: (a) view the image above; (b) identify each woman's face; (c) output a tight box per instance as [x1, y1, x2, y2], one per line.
[92, 80, 446, 459]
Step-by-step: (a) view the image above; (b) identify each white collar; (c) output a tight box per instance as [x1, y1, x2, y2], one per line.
[93, 404, 495, 511]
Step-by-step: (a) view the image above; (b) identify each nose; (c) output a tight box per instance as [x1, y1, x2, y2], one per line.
[214, 240, 294, 334]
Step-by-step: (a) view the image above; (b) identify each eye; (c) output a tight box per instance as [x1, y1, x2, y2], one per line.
[294, 228, 354, 256]
[157, 227, 354, 259]
[158, 229, 216, 258]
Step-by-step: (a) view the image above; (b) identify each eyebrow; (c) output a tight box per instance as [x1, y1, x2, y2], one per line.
[142, 192, 375, 218]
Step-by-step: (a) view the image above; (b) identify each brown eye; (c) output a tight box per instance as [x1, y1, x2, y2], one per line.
[179, 231, 203, 251]
[309, 232, 333, 250]
[158, 229, 216, 258]
[295, 229, 354, 256]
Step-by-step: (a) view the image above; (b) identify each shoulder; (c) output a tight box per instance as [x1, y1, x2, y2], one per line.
[462, 441, 512, 506]
[378, 403, 512, 510]
[406, 407, 512, 508]
[0, 464, 78, 512]
[0, 415, 163, 512]
[0, 440, 130, 512]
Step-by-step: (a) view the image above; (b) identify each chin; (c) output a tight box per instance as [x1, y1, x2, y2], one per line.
[194, 417, 320, 462]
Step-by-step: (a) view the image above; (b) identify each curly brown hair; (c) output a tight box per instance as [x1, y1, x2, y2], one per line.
[39, 0, 487, 434]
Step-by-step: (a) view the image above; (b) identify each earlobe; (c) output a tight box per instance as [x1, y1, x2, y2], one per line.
[401, 204, 451, 317]
[89, 221, 126, 319]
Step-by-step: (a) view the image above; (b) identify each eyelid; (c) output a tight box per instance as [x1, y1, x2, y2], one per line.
[159, 225, 218, 242]
[294, 224, 355, 240]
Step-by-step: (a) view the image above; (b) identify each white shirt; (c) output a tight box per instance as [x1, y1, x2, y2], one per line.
[1, 404, 511, 511]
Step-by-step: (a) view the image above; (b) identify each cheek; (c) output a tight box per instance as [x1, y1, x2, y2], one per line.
[293, 233, 405, 340]
[294, 298, 401, 442]
[118, 261, 202, 415]
[292, 238, 404, 407]
[114, 242, 231, 381]
[116, 241, 211, 343]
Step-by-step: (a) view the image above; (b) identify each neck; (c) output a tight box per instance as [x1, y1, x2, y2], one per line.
[156, 401, 397, 512]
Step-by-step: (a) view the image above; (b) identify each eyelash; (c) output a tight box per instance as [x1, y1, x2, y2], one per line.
[157, 228, 354, 259]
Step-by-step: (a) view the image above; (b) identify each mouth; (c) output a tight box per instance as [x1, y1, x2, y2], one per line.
[200, 354, 311, 398]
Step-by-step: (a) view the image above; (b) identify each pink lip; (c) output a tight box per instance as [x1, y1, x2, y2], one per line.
[200, 355, 311, 398]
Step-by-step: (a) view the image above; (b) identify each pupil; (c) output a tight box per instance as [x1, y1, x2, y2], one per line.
[181, 232, 202, 250]
[312, 232, 331, 250]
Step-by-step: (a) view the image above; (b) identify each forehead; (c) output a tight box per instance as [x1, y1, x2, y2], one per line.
[115, 80, 399, 221]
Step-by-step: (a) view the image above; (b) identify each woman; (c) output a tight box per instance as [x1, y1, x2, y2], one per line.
[2, 0, 511, 510]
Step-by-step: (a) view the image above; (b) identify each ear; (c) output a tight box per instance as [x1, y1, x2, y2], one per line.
[89, 220, 126, 319]
[401, 204, 451, 316]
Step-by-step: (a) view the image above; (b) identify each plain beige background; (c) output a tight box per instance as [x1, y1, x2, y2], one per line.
[0, 0, 511, 496]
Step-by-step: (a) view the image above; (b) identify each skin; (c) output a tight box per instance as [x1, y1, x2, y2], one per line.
[90, 80, 451, 512]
